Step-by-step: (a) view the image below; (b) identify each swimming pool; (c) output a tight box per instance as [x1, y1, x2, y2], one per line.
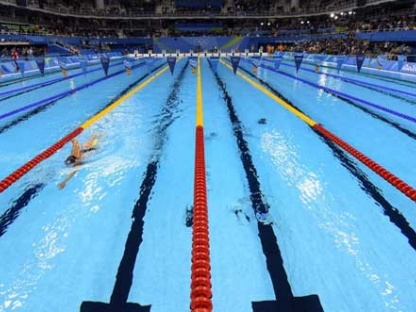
[0, 55, 415, 312]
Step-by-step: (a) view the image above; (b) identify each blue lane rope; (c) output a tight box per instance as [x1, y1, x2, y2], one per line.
[244, 59, 416, 124]
[0, 77, 63, 97]
[0, 60, 126, 99]
[274, 55, 416, 87]
[0, 61, 145, 121]
[262, 58, 416, 99]
[0, 93, 69, 119]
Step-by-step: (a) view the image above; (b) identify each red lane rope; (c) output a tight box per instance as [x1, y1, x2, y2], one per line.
[0, 127, 83, 193]
[313, 124, 416, 202]
[190, 126, 213, 311]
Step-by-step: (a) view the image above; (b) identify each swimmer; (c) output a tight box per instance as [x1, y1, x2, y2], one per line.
[258, 118, 267, 124]
[58, 133, 99, 190]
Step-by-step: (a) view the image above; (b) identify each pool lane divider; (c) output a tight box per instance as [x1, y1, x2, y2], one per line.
[0, 128, 83, 193]
[320, 137, 416, 251]
[0, 60, 126, 100]
[0, 59, 102, 88]
[314, 124, 416, 198]
[0, 64, 169, 194]
[0, 63, 165, 137]
[0, 76, 64, 98]
[278, 55, 416, 87]
[254, 60, 416, 124]
[190, 57, 213, 311]
[0, 61, 146, 121]
[237, 63, 416, 252]
[212, 65, 324, 312]
[301, 58, 416, 88]
[264, 58, 416, 100]
[234, 63, 416, 253]
[253, 60, 416, 141]
[221, 59, 416, 202]
[0, 62, 165, 236]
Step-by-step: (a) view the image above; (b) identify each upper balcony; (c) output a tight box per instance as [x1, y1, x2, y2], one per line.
[0, 0, 401, 20]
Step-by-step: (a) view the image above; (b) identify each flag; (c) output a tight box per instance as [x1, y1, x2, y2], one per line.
[167, 56, 177, 74]
[356, 53, 365, 73]
[230, 56, 240, 74]
[35, 58, 45, 75]
[100, 55, 110, 76]
[208, 57, 219, 72]
[294, 53, 303, 73]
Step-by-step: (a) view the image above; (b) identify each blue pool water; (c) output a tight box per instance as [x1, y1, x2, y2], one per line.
[0, 56, 415, 312]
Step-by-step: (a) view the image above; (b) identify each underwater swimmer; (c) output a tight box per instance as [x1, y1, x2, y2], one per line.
[58, 134, 99, 190]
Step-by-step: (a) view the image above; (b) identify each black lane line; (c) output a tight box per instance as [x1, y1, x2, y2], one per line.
[213, 68, 323, 311]
[257, 62, 416, 141]
[0, 61, 126, 102]
[277, 61, 416, 106]
[81, 61, 188, 312]
[236, 63, 416, 253]
[0, 183, 45, 237]
[315, 134, 416, 252]
[0, 64, 166, 238]
[0, 62, 148, 135]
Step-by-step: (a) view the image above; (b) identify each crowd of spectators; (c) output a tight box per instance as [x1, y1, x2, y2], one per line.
[133, 12, 416, 38]
[227, 0, 274, 15]
[35, 0, 158, 16]
[1, 44, 47, 59]
[1, 0, 416, 38]
[2, 7, 416, 39]
[6, 0, 403, 17]
[261, 35, 413, 59]
[349, 15, 416, 32]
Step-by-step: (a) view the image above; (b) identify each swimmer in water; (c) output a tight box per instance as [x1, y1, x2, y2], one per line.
[58, 133, 99, 190]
